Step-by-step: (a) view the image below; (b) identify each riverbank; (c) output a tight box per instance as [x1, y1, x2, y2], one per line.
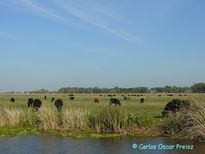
[1, 108, 204, 141]
[0, 124, 163, 139]
[1, 94, 205, 140]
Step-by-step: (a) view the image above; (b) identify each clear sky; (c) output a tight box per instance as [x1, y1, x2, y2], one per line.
[0, 0, 205, 92]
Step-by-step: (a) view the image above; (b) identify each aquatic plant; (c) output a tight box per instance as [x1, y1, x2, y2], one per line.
[0, 107, 32, 127]
[161, 101, 205, 140]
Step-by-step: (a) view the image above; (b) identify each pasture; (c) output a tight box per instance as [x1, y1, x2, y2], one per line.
[0, 93, 204, 116]
[0, 93, 205, 138]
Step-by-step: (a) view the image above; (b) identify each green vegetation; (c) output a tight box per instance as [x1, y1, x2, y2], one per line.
[160, 102, 205, 140]
[8, 82, 205, 94]
[151, 86, 190, 93]
[0, 124, 40, 137]
[57, 86, 150, 93]
[191, 82, 205, 93]
[0, 93, 205, 140]
[57, 86, 190, 93]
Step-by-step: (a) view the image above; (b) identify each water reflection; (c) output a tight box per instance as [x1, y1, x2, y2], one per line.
[0, 135, 204, 154]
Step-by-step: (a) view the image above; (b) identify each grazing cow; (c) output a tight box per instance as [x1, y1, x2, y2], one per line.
[167, 94, 173, 96]
[162, 99, 190, 117]
[99, 95, 102, 96]
[159, 95, 161, 97]
[27, 98, 33, 107]
[140, 98, 144, 103]
[44, 96, 47, 100]
[10, 98, 15, 103]
[51, 97, 55, 102]
[94, 98, 99, 103]
[55, 99, 63, 112]
[33, 99, 42, 111]
[107, 95, 112, 97]
[70, 96, 75, 100]
[123, 96, 128, 100]
[110, 98, 121, 106]
[141, 94, 143, 96]
[179, 94, 182, 96]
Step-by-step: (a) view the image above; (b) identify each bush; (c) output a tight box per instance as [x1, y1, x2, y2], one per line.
[161, 102, 205, 140]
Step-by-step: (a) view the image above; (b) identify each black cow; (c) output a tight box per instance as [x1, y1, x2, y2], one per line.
[51, 97, 55, 102]
[10, 98, 15, 103]
[140, 98, 144, 103]
[159, 95, 161, 97]
[167, 94, 173, 96]
[110, 98, 121, 106]
[27, 98, 33, 107]
[55, 99, 63, 112]
[123, 96, 128, 100]
[162, 99, 190, 117]
[44, 96, 47, 100]
[33, 99, 42, 111]
[70, 96, 75, 100]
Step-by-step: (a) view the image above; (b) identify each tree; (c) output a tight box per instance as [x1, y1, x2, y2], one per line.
[151, 87, 164, 93]
[109, 89, 117, 93]
[191, 82, 205, 93]
[68, 89, 76, 93]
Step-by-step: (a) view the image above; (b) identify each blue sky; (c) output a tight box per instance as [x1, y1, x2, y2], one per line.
[0, 0, 205, 92]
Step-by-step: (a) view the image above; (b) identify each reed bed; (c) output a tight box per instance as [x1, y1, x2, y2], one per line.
[0, 106, 141, 133]
[1, 93, 205, 139]
[160, 102, 205, 140]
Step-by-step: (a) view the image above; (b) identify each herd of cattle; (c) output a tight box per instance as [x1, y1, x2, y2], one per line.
[9, 94, 190, 117]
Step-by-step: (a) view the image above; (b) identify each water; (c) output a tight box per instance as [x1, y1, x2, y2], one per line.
[0, 135, 204, 154]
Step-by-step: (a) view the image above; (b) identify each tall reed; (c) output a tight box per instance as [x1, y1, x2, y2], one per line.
[161, 102, 205, 140]
[0, 107, 32, 127]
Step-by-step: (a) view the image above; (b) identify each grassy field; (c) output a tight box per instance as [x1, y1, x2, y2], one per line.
[0, 93, 205, 139]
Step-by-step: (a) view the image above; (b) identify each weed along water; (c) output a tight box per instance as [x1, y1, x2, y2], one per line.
[0, 135, 204, 154]
[1, 94, 205, 153]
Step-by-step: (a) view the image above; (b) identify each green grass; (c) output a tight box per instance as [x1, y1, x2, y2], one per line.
[0, 93, 205, 139]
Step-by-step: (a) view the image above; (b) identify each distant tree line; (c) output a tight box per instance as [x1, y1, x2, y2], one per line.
[57, 86, 150, 93]
[150, 86, 191, 93]
[24, 89, 49, 94]
[191, 82, 205, 93]
[22, 82, 205, 94]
